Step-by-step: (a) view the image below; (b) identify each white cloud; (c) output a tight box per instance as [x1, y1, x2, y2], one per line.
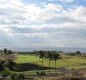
[0, 0, 86, 27]
[48, 0, 53, 1]
[48, 0, 74, 3]
[60, 0, 74, 3]
[0, 0, 86, 49]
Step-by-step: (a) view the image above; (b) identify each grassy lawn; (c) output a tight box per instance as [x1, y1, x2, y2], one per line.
[15, 54, 86, 69]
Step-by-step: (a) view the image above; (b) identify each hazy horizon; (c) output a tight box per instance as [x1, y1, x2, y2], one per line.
[0, 47, 86, 53]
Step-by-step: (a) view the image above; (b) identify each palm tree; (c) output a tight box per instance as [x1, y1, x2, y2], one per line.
[39, 51, 45, 67]
[53, 53, 60, 73]
[48, 51, 52, 73]
[8, 50, 13, 61]
[3, 48, 8, 60]
[3, 49, 14, 61]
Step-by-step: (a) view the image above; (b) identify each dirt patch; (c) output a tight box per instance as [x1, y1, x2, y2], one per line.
[31, 68, 86, 80]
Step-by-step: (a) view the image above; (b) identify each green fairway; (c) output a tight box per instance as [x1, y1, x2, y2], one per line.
[15, 54, 40, 63]
[15, 54, 86, 69]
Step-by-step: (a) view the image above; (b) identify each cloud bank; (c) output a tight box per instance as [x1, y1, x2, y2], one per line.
[0, 0, 86, 50]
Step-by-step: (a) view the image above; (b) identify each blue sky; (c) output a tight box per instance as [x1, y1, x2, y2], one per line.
[0, 0, 86, 50]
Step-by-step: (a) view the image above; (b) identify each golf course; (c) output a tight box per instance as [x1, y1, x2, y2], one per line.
[15, 54, 86, 69]
[0, 49, 86, 80]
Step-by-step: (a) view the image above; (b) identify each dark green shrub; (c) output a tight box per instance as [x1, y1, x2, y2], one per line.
[17, 73, 25, 80]
[36, 71, 46, 75]
[1, 68, 10, 79]
[10, 73, 17, 80]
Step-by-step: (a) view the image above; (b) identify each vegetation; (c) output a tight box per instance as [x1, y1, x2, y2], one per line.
[39, 51, 45, 67]
[0, 49, 86, 80]
[14, 54, 86, 68]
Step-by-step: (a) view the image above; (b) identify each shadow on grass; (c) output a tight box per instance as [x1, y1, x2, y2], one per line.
[8, 63, 54, 72]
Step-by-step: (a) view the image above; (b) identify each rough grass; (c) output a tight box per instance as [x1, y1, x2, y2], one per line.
[67, 65, 86, 69]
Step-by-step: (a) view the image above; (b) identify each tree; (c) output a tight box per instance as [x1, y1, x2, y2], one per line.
[3, 48, 8, 60]
[39, 51, 45, 68]
[2, 49, 14, 61]
[48, 51, 52, 73]
[76, 51, 81, 55]
[8, 50, 13, 61]
[53, 53, 60, 73]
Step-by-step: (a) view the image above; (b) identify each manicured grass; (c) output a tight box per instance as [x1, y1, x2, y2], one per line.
[15, 54, 86, 69]
[15, 54, 40, 63]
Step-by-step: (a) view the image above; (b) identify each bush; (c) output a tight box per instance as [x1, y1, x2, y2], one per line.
[10, 73, 17, 80]
[41, 71, 46, 75]
[6, 60, 16, 70]
[28, 77, 34, 80]
[36, 71, 46, 75]
[16, 73, 25, 80]
[0, 61, 5, 71]
[1, 68, 10, 79]
[10, 73, 25, 80]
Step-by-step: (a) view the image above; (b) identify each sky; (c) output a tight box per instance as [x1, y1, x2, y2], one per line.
[0, 0, 86, 50]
